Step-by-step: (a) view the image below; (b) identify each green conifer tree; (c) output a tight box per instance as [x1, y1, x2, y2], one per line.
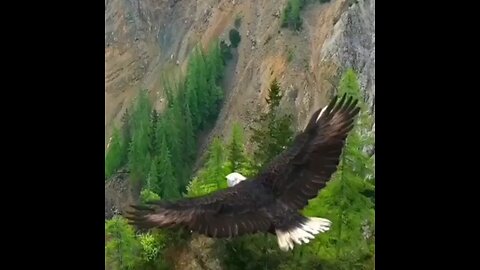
[127, 90, 153, 185]
[128, 127, 151, 186]
[250, 79, 295, 170]
[145, 156, 161, 195]
[182, 103, 197, 164]
[120, 108, 132, 145]
[105, 216, 142, 270]
[105, 127, 126, 178]
[302, 68, 375, 269]
[157, 132, 180, 199]
[226, 122, 249, 174]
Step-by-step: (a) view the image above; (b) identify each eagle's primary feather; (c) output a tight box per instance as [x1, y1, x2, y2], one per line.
[124, 94, 361, 251]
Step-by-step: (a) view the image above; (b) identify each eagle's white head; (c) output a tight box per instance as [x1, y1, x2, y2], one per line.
[226, 172, 247, 187]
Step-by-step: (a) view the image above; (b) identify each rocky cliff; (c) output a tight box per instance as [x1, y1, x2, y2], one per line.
[105, 0, 375, 149]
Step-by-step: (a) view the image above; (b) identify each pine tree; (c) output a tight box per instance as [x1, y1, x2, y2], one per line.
[140, 188, 161, 204]
[105, 127, 127, 179]
[203, 46, 218, 120]
[250, 79, 295, 170]
[204, 43, 224, 122]
[267, 112, 294, 161]
[195, 48, 210, 125]
[157, 132, 180, 199]
[131, 90, 152, 132]
[128, 127, 151, 186]
[120, 108, 133, 160]
[138, 232, 166, 265]
[186, 137, 228, 197]
[282, 0, 304, 30]
[166, 109, 189, 188]
[302, 68, 375, 269]
[207, 41, 225, 82]
[148, 109, 159, 156]
[127, 90, 153, 185]
[163, 75, 175, 108]
[226, 122, 248, 174]
[146, 156, 161, 195]
[265, 78, 282, 108]
[186, 69, 200, 132]
[105, 216, 142, 270]
[182, 102, 196, 164]
[217, 79, 296, 269]
[205, 137, 229, 189]
[170, 99, 190, 187]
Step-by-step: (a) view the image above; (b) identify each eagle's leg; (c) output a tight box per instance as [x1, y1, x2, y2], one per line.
[273, 213, 332, 252]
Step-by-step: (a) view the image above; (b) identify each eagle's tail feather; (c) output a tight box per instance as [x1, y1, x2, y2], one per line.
[275, 217, 332, 252]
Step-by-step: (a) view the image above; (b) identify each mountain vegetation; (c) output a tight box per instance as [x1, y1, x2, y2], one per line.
[105, 39, 230, 194]
[105, 66, 375, 269]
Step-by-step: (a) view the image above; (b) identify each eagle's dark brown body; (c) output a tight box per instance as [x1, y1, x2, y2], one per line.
[126, 94, 360, 251]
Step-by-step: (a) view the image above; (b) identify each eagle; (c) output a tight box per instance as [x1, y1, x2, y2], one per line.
[125, 94, 360, 251]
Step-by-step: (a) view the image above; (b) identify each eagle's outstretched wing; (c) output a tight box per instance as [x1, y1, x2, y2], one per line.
[125, 181, 272, 238]
[125, 94, 360, 237]
[260, 94, 361, 210]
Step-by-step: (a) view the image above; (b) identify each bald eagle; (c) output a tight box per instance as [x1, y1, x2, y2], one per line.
[125, 94, 360, 251]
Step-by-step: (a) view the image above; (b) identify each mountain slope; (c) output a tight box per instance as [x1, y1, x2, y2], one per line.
[105, 1, 374, 268]
[105, 0, 375, 151]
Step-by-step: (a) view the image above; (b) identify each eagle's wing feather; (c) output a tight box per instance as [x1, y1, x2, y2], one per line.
[125, 182, 272, 238]
[125, 94, 360, 237]
[260, 94, 360, 210]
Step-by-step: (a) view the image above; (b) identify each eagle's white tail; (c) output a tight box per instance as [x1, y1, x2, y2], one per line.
[275, 217, 332, 251]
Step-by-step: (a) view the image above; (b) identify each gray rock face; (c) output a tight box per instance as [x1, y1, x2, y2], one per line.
[322, 0, 375, 117]
[105, 170, 138, 220]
